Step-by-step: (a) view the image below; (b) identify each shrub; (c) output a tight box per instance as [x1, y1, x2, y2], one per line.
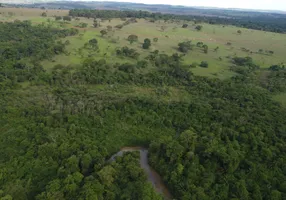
[200, 61, 209, 68]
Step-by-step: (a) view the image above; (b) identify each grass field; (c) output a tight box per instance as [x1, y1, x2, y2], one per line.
[273, 93, 286, 107]
[1, 7, 286, 79]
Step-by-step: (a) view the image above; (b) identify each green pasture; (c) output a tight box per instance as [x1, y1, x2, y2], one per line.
[273, 93, 286, 107]
[1, 8, 286, 78]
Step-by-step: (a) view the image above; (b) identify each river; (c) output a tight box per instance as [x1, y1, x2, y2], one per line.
[108, 147, 173, 200]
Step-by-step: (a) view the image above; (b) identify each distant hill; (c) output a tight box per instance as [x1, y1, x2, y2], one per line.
[2, 0, 286, 15]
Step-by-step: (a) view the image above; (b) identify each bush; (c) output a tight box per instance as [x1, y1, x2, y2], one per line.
[115, 24, 123, 29]
[178, 41, 192, 53]
[195, 25, 203, 31]
[142, 38, 151, 49]
[182, 24, 188, 28]
[200, 61, 209, 68]
[118, 63, 135, 73]
[137, 60, 148, 68]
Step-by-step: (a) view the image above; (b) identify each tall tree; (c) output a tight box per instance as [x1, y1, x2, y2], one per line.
[142, 38, 151, 49]
[127, 34, 138, 44]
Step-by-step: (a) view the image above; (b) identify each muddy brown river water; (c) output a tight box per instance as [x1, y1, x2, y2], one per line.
[108, 147, 173, 200]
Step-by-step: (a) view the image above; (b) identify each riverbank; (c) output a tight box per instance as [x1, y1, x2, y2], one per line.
[108, 147, 173, 200]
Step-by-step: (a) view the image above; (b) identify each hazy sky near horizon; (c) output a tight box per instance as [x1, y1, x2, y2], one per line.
[94, 0, 286, 11]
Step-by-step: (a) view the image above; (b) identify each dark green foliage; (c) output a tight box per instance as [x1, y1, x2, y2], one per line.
[137, 60, 148, 68]
[261, 70, 286, 93]
[178, 41, 192, 53]
[195, 25, 203, 31]
[115, 24, 123, 29]
[269, 64, 285, 71]
[118, 63, 136, 73]
[200, 61, 209, 68]
[182, 24, 188, 28]
[202, 44, 208, 53]
[127, 34, 138, 44]
[116, 46, 140, 59]
[231, 57, 259, 75]
[87, 38, 98, 49]
[142, 38, 151, 49]
[0, 21, 78, 83]
[100, 29, 108, 37]
[232, 56, 256, 66]
[196, 42, 203, 47]
[148, 82, 286, 199]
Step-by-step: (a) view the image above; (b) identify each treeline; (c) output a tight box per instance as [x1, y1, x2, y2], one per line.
[69, 9, 286, 33]
[261, 67, 286, 93]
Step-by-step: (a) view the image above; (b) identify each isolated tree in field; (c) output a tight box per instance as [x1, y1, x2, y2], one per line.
[196, 42, 204, 47]
[93, 20, 99, 28]
[41, 12, 47, 17]
[203, 44, 209, 54]
[115, 24, 123, 29]
[100, 30, 108, 37]
[160, 26, 167, 32]
[63, 16, 72, 21]
[237, 30, 242, 34]
[182, 24, 188, 28]
[178, 41, 192, 53]
[153, 38, 158, 43]
[88, 38, 98, 49]
[195, 25, 203, 31]
[200, 61, 209, 68]
[142, 38, 151, 49]
[127, 35, 138, 44]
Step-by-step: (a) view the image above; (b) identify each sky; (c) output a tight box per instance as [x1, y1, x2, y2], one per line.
[90, 0, 286, 11]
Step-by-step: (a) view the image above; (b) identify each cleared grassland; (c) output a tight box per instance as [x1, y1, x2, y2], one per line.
[273, 93, 286, 107]
[1, 8, 286, 79]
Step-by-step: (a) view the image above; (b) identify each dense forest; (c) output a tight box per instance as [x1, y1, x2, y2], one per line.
[68, 9, 286, 33]
[0, 17, 286, 200]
